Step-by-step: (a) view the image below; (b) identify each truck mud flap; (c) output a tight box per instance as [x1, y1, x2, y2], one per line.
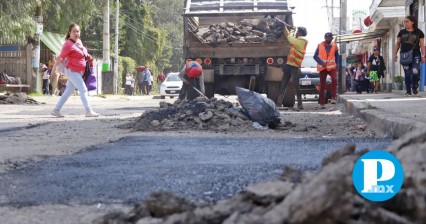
[265, 66, 284, 82]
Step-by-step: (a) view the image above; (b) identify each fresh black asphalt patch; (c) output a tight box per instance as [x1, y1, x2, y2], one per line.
[0, 136, 391, 206]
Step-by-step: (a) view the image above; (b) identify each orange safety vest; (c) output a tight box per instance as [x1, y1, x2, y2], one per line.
[316, 43, 337, 72]
[287, 40, 308, 68]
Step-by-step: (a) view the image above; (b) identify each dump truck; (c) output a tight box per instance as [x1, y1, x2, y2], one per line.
[183, 0, 296, 106]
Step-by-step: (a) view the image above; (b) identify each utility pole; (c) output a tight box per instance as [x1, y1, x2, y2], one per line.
[114, 0, 119, 94]
[103, 0, 111, 72]
[32, 2, 43, 93]
[338, 0, 347, 94]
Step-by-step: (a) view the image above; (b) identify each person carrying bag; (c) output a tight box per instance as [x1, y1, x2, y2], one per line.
[399, 33, 418, 66]
[394, 15, 426, 96]
[50, 23, 99, 117]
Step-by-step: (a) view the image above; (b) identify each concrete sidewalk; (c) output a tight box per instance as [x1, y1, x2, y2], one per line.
[339, 92, 426, 138]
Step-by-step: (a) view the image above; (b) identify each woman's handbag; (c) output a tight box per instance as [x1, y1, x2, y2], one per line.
[84, 67, 97, 91]
[400, 33, 418, 65]
[400, 50, 414, 65]
[70, 39, 96, 90]
[82, 59, 91, 80]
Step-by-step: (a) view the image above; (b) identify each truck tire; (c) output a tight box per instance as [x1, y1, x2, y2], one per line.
[266, 81, 280, 103]
[187, 78, 201, 100]
[282, 78, 295, 108]
[205, 83, 214, 99]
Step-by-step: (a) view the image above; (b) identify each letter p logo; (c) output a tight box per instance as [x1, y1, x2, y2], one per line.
[361, 159, 395, 193]
[352, 150, 404, 202]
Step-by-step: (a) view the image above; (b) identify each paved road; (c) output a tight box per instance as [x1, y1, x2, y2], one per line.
[0, 136, 391, 206]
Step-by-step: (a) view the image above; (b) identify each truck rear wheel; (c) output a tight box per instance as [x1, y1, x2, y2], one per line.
[266, 81, 280, 103]
[205, 83, 214, 98]
[282, 82, 296, 108]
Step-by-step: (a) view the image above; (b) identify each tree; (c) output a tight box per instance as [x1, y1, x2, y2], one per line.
[42, 0, 106, 57]
[120, 1, 166, 69]
[0, 0, 38, 43]
[148, 0, 184, 71]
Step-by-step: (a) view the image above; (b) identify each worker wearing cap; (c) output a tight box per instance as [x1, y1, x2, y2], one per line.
[178, 59, 205, 100]
[276, 26, 308, 109]
[314, 32, 339, 109]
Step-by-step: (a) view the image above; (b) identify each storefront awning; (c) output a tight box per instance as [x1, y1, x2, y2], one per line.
[40, 32, 65, 55]
[336, 30, 387, 43]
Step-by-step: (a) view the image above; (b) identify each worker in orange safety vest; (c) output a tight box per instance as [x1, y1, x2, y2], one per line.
[276, 26, 308, 110]
[314, 32, 339, 109]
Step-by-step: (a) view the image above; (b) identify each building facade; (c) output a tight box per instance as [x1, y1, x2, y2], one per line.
[340, 0, 425, 92]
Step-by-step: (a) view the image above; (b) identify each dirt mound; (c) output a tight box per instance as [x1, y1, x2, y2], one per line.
[121, 97, 255, 132]
[0, 92, 39, 104]
[94, 130, 426, 224]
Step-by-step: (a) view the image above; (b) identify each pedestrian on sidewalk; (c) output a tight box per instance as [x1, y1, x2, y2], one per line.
[353, 63, 365, 94]
[50, 23, 99, 118]
[141, 67, 152, 95]
[314, 32, 339, 109]
[276, 26, 308, 110]
[48, 54, 60, 95]
[41, 64, 50, 95]
[394, 15, 426, 96]
[157, 69, 166, 89]
[125, 73, 133, 95]
[367, 47, 386, 93]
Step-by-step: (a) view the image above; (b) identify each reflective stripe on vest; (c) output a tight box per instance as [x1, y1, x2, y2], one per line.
[317, 43, 337, 72]
[287, 40, 308, 67]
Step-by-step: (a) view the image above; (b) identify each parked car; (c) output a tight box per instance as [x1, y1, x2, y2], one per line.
[160, 72, 183, 99]
[299, 53, 332, 98]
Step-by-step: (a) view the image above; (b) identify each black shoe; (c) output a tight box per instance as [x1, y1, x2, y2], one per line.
[413, 89, 418, 95]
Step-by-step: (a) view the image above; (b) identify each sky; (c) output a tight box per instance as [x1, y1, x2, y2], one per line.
[289, 0, 372, 53]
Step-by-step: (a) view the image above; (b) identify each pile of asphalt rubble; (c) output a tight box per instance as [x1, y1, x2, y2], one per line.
[195, 18, 284, 44]
[95, 130, 426, 224]
[125, 97, 259, 132]
[0, 92, 39, 104]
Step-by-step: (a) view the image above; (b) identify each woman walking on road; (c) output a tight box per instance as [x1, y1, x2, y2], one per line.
[50, 23, 99, 117]
[394, 15, 425, 96]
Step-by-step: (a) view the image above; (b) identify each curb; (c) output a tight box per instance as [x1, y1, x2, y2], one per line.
[338, 96, 421, 139]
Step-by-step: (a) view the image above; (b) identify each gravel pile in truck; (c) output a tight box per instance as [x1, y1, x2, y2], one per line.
[195, 18, 284, 44]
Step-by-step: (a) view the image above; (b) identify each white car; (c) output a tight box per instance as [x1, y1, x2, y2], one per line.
[160, 72, 183, 99]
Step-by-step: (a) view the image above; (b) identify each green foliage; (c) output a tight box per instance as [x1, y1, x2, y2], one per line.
[120, 2, 167, 73]
[28, 90, 43, 96]
[118, 56, 137, 88]
[148, 0, 184, 71]
[43, 0, 106, 33]
[2, 0, 184, 88]
[43, 0, 106, 57]
[393, 76, 404, 84]
[0, 0, 38, 43]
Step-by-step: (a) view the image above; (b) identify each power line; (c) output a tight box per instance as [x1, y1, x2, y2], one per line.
[122, 13, 163, 41]
[124, 21, 157, 43]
